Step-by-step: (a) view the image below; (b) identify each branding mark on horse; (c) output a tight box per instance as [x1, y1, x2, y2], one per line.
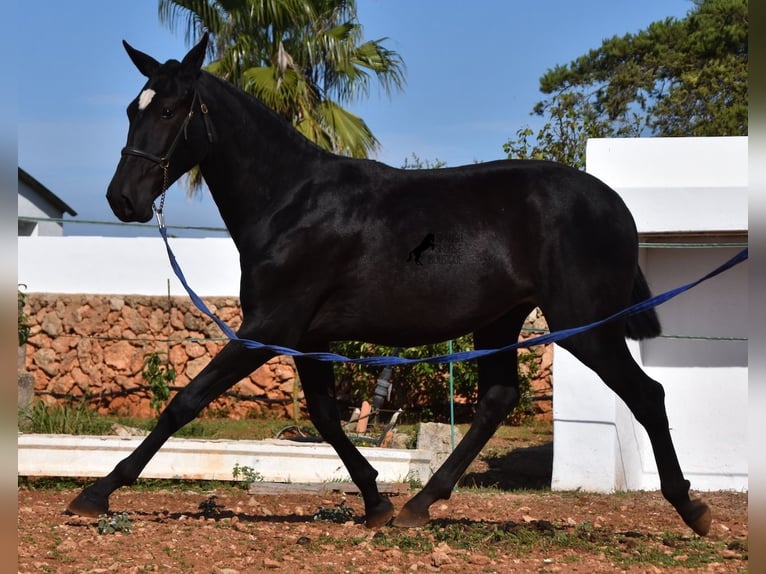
[406, 233, 436, 264]
[138, 89, 156, 110]
[407, 232, 466, 265]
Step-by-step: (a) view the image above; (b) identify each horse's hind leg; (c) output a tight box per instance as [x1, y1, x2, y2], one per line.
[294, 351, 395, 528]
[67, 341, 272, 517]
[394, 306, 532, 528]
[559, 326, 711, 536]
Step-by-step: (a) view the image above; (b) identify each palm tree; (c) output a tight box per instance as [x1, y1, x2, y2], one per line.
[158, 0, 405, 160]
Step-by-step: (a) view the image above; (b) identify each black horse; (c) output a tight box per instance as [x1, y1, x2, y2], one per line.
[69, 34, 710, 536]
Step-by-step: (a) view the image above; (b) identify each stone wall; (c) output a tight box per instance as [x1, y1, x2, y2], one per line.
[21, 293, 552, 421]
[519, 307, 554, 420]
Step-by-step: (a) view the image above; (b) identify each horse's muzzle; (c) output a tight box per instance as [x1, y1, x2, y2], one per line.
[106, 185, 154, 223]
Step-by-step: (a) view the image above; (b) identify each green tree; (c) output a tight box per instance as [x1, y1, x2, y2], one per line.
[158, 0, 405, 161]
[505, 0, 747, 168]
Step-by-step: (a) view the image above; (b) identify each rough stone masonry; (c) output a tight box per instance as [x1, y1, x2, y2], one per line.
[21, 293, 552, 421]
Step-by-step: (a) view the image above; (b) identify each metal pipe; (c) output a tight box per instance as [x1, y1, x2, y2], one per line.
[371, 347, 401, 424]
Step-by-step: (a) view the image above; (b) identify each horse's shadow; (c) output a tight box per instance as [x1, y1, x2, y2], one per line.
[65, 508, 560, 533]
[63, 508, 321, 527]
[62, 442, 554, 528]
[459, 441, 553, 491]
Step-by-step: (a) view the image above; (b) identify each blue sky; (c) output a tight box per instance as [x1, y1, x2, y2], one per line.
[18, 0, 693, 237]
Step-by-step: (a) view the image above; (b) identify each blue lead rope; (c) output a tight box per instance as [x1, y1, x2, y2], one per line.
[157, 222, 747, 366]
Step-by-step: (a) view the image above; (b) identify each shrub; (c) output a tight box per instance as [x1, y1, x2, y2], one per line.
[142, 351, 176, 415]
[330, 336, 538, 425]
[18, 285, 31, 347]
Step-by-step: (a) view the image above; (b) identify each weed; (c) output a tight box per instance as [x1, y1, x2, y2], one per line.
[313, 499, 355, 523]
[19, 401, 113, 435]
[18, 476, 87, 490]
[403, 471, 422, 490]
[97, 512, 132, 535]
[198, 495, 224, 517]
[362, 517, 738, 570]
[18, 285, 31, 346]
[232, 462, 264, 486]
[142, 351, 176, 415]
[133, 478, 231, 492]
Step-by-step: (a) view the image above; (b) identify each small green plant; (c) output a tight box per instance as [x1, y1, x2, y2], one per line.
[403, 472, 422, 490]
[97, 512, 132, 535]
[232, 462, 264, 486]
[198, 495, 224, 516]
[506, 349, 540, 425]
[142, 351, 176, 415]
[18, 285, 31, 346]
[313, 499, 355, 523]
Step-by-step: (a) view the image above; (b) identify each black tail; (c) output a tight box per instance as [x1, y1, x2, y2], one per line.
[625, 268, 662, 340]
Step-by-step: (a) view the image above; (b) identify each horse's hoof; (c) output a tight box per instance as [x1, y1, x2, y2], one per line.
[67, 488, 109, 518]
[365, 498, 395, 529]
[681, 498, 711, 536]
[392, 504, 430, 528]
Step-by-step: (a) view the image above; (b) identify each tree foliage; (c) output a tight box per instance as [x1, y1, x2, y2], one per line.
[330, 338, 538, 425]
[399, 152, 447, 170]
[505, 0, 747, 168]
[158, 0, 405, 164]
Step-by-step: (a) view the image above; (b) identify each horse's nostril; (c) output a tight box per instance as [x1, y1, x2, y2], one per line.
[106, 188, 135, 221]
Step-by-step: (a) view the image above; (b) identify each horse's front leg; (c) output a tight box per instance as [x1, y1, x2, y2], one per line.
[67, 341, 273, 517]
[294, 353, 395, 528]
[394, 310, 528, 527]
[394, 381, 519, 527]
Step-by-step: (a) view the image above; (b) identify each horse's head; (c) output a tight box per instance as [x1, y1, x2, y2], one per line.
[107, 33, 212, 222]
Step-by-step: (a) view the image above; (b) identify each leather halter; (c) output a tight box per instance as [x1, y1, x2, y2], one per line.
[121, 89, 214, 199]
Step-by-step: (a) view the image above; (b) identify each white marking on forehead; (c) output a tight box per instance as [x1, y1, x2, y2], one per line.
[138, 89, 156, 110]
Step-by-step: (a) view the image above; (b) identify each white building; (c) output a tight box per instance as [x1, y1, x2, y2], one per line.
[552, 137, 748, 493]
[18, 168, 77, 236]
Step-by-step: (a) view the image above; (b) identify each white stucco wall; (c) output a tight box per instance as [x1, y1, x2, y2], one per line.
[552, 137, 748, 494]
[18, 236, 241, 296]
[584, 136, 747, 234]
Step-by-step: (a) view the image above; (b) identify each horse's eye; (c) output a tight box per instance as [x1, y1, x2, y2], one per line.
[160, 107, 174, 119]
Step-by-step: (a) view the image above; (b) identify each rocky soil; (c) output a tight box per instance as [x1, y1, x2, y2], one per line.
[17, 486, 747, 574]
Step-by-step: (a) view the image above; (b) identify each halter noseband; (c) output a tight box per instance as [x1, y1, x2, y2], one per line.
[121, 89, 214, 220]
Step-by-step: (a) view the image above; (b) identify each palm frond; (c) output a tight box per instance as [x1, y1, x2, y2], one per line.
[316, 99, 379, 157]
[157, 0, 405, 198]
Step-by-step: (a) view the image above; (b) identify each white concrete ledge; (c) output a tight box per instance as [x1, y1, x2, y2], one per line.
[17, 434, 433, 484]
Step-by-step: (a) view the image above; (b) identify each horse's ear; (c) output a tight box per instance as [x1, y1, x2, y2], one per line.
[123, 40, 161, 78]
[181, 32, 209, 75]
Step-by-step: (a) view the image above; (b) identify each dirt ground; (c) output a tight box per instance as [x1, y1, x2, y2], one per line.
[17, 485, 747, 574]
[17, 429, 748, 573]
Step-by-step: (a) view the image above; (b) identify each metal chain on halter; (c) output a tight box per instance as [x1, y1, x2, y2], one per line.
[153, 180, 168, 229]
[153, 169, 169, 230]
